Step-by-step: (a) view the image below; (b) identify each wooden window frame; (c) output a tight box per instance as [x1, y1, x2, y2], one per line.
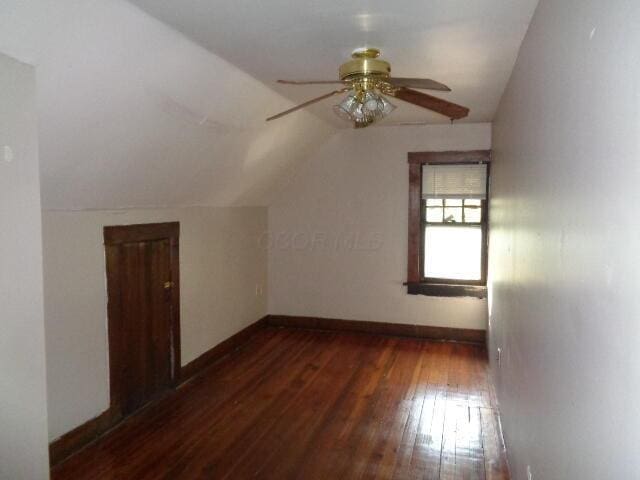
[406, 151, 491, 298]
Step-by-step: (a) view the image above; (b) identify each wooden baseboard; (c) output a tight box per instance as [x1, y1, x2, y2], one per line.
[50, 316, 268, 468]
[265, 315, 486, 345]
[49, 315, 480, 467]
[49, 407, 119, 467]
[180, 316, 268, 381]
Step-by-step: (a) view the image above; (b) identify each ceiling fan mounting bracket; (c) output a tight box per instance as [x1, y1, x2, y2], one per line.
[339, 48, 391, 82]
[351, 47, 382, 59]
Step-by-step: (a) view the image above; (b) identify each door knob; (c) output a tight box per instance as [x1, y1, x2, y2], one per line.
[163, 281, 173, 290]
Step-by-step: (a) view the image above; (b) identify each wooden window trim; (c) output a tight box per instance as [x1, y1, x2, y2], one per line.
[406, 150, 491, 298]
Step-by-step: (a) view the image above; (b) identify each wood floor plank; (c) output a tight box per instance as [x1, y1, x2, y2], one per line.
[51, 328, 509, 480]
[285, 335, 392, 479]
[388, 342, 434, 480]
[439, 393, 459, 480]
[469, 406, 487, 480]
[151, 329, 321, 479]
[164, 330, 336, 479]
[397, 344, 447, 479]
[361, 339, 428, 479]
[220, 333, 371, 480]
[329, 337, 403, 479]
[480, 407, 511, 480]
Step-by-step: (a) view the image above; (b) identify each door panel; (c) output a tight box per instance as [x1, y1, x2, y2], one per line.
[119, 239, 171, 414]
[148, 239, 172, 400]
[104, 223, 179, 417]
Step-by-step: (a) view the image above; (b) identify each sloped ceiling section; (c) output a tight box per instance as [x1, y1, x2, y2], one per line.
[129, 0, 539, 127]
[0, 0, 335, 209]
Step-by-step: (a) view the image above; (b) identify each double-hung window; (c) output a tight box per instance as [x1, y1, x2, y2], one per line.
[406, 151, 490, 297]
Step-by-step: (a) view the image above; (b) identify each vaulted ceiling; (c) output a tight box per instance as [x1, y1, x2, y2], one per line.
[0, 0, 334, 209]
[129, 0, 539, 126]
[0, 0, 537, 210]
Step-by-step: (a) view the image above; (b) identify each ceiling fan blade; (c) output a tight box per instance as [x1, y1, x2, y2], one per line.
[391, 88, 469, 120]
[387, 77, 451, 92]
[277, 79, 347, 85]
[266, 88, 349, 121]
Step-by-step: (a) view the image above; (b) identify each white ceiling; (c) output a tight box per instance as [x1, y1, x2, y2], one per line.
[128, 0, 539, 127]
[0, 0, 537, 210]
[0, 0, 335, 209]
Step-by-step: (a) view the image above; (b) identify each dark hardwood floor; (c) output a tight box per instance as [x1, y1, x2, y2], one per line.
[52, 327, 509, 480]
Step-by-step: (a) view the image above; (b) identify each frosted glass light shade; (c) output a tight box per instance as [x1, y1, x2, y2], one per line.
[363, 91, 380, 112]
[332, 94, 358, 121]
[379, 95, 396, 116]
[332, 91, 397, 125]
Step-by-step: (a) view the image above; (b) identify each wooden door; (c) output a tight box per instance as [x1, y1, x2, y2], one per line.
[104, 222, 180, 417]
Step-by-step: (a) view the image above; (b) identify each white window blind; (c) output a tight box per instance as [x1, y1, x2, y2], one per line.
[422, 164, 487, 199]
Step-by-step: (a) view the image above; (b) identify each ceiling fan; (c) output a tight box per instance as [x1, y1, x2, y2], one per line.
[266, 48, 470, 128]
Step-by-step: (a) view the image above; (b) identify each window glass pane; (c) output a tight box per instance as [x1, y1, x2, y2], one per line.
[444, 207, 462, 223]
[426, 207, 443, 222]
[424, 226, 482, 280]
[445, 198, 463, 207]
[427, 199, 443, 207]
[464, 206, 482, 223]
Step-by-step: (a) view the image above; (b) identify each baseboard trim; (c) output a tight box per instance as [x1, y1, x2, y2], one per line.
[266, 315, 486, 345]
[49, 407, 119, 468]
[50, 316, 268, 469]
[49, 315, 481, 467]
[180, 316, 268, 381]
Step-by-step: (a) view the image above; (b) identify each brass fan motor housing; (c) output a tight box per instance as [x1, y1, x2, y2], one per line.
[339, 48, 391, 82]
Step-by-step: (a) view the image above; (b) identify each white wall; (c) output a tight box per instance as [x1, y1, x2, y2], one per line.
[489, 1, 640, 478]
[0, 0, 326, 443]
[269, 123, 491, 330]
[42, 207, 267, 440]
[0, 0, 335, 209]
[0, 53, 50, 479]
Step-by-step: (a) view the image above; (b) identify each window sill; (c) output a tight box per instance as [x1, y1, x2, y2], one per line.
[405, 282, 487, 299]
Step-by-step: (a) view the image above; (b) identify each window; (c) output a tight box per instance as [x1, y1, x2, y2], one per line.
[406, 151, 490, 297]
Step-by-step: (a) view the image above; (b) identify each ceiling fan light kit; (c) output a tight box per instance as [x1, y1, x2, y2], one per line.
[267, 48, 470, 128]
[333, 90, 397, 128]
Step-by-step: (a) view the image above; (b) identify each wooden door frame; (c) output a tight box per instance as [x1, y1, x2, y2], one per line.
[103, 222, 181, 418]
